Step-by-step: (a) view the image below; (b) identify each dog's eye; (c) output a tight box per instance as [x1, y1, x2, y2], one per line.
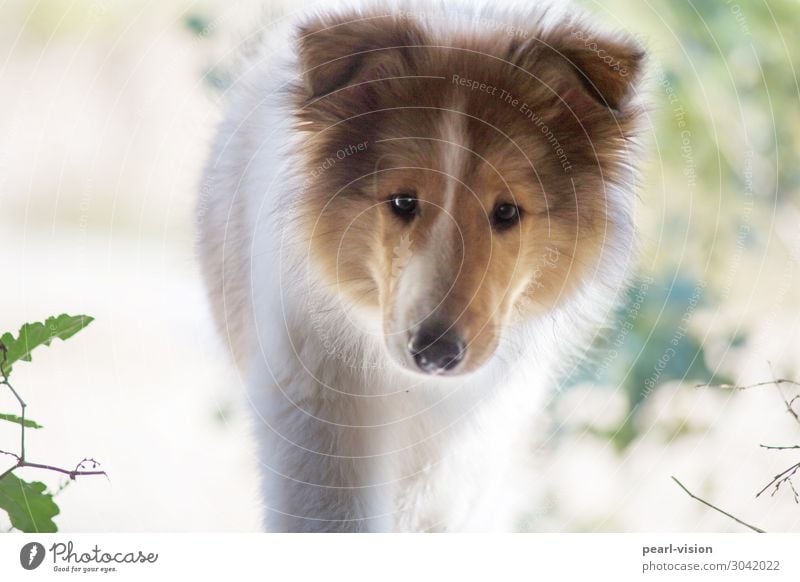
[492, 203, 521, 229]
[389, 193, 418, 219]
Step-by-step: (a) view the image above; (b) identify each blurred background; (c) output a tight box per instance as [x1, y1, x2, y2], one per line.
[0, 0, 798, 532]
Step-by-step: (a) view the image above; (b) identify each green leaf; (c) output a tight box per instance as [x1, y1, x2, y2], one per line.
[0, 314, 93, 378]
[0, 413, 42, 429]
[0, 473, 59, 532]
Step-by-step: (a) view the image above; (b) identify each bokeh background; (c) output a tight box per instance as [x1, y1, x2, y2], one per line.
[1, 0, 798, 532]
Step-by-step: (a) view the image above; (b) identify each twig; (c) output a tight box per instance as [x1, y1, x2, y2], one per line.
[671, 476, 766, 533]
[696, 375, 800, 423]
[785, 396, 800, 424]
[0, 448, 107, 482]
[1, 343, 27, 462]
[0, 343, 107, 485]
[790, 481, 800, 504]
[53, 478, 73, 497]
[768, 363, 800, 425]
[699, 372, 800, 503]
[19, 462, 106, 480]
[0, 449, 19, 461]
[756, 462, 800, 500]
[695, 378, 800, 391]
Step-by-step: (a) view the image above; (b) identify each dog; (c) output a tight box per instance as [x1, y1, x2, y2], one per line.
[198, 0, 646, 531]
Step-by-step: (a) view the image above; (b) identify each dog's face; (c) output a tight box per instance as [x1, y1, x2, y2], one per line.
[293, 13, 644, 376]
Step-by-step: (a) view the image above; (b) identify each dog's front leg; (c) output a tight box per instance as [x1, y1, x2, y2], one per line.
[253, 370, 393, 532]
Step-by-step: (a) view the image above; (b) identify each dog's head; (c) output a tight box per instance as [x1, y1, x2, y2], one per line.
[292, 10, 645, 376]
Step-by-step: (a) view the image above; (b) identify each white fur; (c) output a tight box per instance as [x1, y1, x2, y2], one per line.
[198, 0, 640, 531]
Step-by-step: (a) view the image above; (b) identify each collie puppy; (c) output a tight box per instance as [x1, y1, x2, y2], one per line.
[198, 0, 646, 531]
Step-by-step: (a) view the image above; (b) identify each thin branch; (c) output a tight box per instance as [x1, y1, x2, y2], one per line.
[696, 376, 800, 425]
[19, 461, 106, 480]
[785, 396, 800, 424]
[0, 449, 20, 461]
[0, 343, 107, 486]
[1, 343, 27, 462]
[756, 462, 800, 500]
[52, 479, 72, 497]
[0, 449, 21, 480]
[759, 444, 800, 450]
[695, 378, 800, 391]
[768, 362, 800, 425]
[671, 476, 766, 533]
[0, 456, 106, 482]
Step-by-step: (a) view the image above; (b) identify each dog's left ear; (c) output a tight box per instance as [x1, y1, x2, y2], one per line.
[512, 26, 645, 114]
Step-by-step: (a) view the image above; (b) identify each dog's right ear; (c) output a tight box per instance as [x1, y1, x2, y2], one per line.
[510, 25, 645, 116]
[296, 14, 423, 100]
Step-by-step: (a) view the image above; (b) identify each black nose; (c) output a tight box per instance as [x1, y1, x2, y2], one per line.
[409, 325, 466, 374]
